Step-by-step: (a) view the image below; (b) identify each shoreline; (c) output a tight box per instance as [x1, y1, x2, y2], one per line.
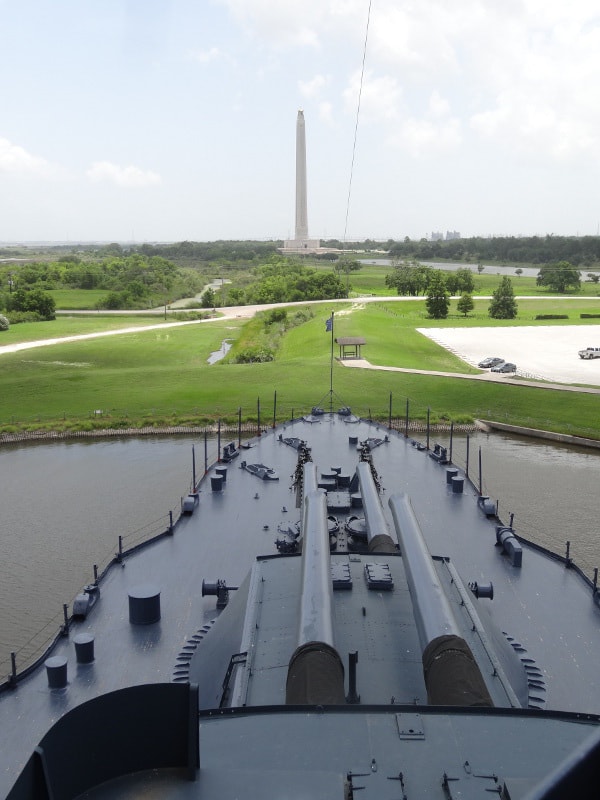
[0, 420, 475, 445]
[476, 419, 600, 450]
[2, 419, 599, 450]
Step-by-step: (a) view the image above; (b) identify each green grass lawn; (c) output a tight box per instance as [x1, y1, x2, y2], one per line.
[281, 304, 480, 373]
[49, 289, 109, 309]
[338, 261, 600, 298]
[0, 315, 177, 346]
[1, 304, 599, 439]
[378, 297, 600, 327]
[40, 265, 600, 313]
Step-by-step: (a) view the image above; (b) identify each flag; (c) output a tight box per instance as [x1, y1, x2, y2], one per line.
[325, 315, 333, 332]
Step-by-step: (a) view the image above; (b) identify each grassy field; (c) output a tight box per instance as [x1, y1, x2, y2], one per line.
[0, 315, 176, 346]
[49, 289, 108, 309]
[1, 303, 599, 439]
[329, 261, 600, 298]
[376, 297, 600, 327]
[37, 264, 600, 313]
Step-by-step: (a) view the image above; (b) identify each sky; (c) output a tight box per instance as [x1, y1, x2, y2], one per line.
[2, 0, 600, 243]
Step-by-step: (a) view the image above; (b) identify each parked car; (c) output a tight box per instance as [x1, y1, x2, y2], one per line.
[578, 347, 600, 360]
[478, 357, 504, 368]
[491, 362, 517, 373]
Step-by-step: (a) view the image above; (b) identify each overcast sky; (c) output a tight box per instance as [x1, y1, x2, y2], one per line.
[2, 0, 600, 243]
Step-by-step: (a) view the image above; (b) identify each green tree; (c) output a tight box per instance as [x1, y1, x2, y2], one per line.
[536, 261, 581, 293]
[457, 293, 474, 317]
[224, 287, 246, 305]
[9, 287, 56, 319]
[425, 270, 450, 318]
[102, 291, 131, 309]
[334, 257, 361, 275]
[385, 260, 431, 296]
[201, 287, 216, 308]
[489, 276, 517, 319]
[446, 267, 475, 295]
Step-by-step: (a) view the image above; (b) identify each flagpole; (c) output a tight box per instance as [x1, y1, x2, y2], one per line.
[329, 311, 334, 411]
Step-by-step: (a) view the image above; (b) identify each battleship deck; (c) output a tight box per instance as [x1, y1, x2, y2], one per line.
[2, 415, 600, 798]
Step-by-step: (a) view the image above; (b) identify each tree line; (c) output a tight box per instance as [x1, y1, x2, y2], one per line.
[215, 257, 347, 307]
[385, 261, 518, 320]
[388, 235, 600, 266]
[0, 254, 348, 324]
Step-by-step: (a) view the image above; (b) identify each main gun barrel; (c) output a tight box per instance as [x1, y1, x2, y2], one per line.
[389, 493, 493, 707]
[286, 464, 345, 704]
[356, 462, 396, 553]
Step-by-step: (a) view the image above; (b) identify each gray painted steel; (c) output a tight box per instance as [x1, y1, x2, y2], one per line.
[389, 492, 461, 648]
[2, 414, 600, 798]
[297, 489, 335, 648]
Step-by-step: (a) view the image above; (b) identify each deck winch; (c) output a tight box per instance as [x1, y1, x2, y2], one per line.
[202, 579, 238, 609]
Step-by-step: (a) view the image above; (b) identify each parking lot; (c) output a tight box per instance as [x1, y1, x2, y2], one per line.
[419, 325, 600, 386]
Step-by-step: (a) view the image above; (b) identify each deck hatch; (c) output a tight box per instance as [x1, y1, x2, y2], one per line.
[331, 562, 352, 590]
[396, 713, 425, 740]
[326, 491, 351, 512]
[364, 562, 394, 590]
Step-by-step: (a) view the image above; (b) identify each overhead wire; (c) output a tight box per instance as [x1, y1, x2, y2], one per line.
[343, 0, 372, 249]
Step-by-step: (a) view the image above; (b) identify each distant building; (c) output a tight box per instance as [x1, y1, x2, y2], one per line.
[430, 231, 461, 242]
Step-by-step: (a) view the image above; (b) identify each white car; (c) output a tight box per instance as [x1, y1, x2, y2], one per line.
[578, 347, 600, 359]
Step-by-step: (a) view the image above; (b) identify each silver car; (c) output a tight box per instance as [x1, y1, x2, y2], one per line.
[478, 357, 504, 368]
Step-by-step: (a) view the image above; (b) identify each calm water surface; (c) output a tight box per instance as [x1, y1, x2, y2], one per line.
[0, 431, 598, 673]
[0, 436, 206, 673]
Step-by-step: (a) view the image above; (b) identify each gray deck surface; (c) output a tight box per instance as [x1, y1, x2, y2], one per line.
[1, 415, 599, 797]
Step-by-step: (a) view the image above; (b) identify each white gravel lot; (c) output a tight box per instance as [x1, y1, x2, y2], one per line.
[419, 325, 600, 386]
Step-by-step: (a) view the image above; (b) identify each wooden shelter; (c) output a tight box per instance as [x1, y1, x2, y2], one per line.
[334, 336, 366, 360]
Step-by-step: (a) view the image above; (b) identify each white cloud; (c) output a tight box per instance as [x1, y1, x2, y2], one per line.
[86, 161, 162, 188]
[188, 46, 222, 64]
[220, 0, 600, 164]
[319, 101, 334, 124]
[428, 91, 451, 119]
[389, 116, 462, 158]
[299, 74, 329, 98]
[461, 2, 600, 161]
[343, 70, 402, 122]
[219, 0, 325, 47]
[0, 138, 58, 177]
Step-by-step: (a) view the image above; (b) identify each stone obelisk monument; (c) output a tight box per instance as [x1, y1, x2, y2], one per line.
[295, 110, 309, 241]
[284, 110, 320, 253]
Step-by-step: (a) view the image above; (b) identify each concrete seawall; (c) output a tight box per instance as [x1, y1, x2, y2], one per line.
[477, 419, 600, 450]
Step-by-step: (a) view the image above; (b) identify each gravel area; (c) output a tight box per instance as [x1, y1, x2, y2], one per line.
[419, 325, 600, 386]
